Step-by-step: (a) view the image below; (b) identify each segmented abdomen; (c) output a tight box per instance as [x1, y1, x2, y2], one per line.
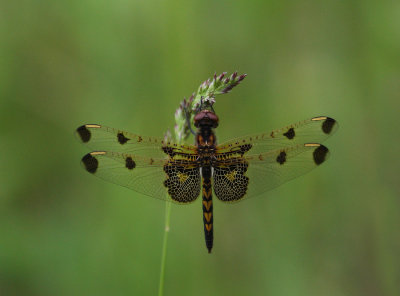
[202, 166, 213, 253]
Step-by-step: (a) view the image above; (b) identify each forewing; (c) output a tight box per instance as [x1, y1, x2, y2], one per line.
[81, 151, 201, 203]
[213, 143, 330, 202]
[76, 124, 197, 158]
[216, 117, 338, 155]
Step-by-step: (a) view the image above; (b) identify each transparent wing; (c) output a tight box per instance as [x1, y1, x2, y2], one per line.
[75, 124, 197, 158]
[213, 143, 330, 202]
[81, 151, 201, 204]
[216, 117, 338, 155]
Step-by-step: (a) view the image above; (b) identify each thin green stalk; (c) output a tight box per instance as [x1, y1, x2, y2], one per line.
[158, 200, 171, 296]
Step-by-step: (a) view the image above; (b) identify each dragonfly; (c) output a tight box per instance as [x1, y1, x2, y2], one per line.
[76, 111, 338, 253]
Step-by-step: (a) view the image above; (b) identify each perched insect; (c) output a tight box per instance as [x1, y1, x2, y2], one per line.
[76, 113, 338, 253]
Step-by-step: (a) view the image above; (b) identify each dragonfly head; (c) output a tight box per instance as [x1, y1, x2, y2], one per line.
[194, 110, 219, 128]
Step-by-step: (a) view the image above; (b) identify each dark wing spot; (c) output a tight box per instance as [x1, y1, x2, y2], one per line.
[117, 132, 129, 144]
[313, 145, 329, 165]
[239, 144, 252, 155]
[283, 127, 295, 140]
[82, 153, 98, 173]
[322, 117, 336, 134]
[276, 151, 287, 165]
[229, 144, 252, 155]
[162, 146, 176, 157]
[125, 157, 136, 170]
[76, 125, 91, 143]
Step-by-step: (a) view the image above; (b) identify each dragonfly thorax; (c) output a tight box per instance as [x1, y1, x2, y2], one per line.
[195, 110, 218, 166]
[197, 145, 216, 156]
[196, 129, 216, 147]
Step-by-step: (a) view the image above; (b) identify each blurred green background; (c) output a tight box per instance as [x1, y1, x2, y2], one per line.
[1, 1, 399, 295]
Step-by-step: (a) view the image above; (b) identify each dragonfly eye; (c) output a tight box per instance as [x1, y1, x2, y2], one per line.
[194, 110, 219, 128]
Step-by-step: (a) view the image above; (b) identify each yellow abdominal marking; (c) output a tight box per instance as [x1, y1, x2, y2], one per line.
[203, 188, 212, 199]
[203, 200, 212, 211]
[205, 224, 212, 231]
[204, 212, 212, 222]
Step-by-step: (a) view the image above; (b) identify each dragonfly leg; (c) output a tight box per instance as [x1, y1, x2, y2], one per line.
[183, 104, 197, 136]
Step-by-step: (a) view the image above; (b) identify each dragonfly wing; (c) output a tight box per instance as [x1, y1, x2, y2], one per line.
[213, 143, 330, 202]
[76, 124, 197, 158]
[81, 151, 201, 203]
[217, 117, 338, 155]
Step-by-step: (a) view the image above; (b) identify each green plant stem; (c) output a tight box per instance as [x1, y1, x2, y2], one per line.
[158, 199, 171, 296]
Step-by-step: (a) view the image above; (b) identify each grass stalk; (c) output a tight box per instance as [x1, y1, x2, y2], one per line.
[158, 200, 171, 296]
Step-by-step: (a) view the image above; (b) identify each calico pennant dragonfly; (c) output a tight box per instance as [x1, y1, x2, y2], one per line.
[76, 111, 338, 253]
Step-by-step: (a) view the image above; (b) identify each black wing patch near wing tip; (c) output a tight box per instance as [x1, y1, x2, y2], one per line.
[82, 153, 98, 174]
[77, 125, 91, 143]
[322, 117, 336, 134]
[313, 145, 329, 165]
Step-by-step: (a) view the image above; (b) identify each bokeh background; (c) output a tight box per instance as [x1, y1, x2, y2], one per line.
[1, 1, 399, 295]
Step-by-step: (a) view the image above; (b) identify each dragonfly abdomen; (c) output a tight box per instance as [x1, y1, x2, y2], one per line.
[202, 166, 213, 253]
